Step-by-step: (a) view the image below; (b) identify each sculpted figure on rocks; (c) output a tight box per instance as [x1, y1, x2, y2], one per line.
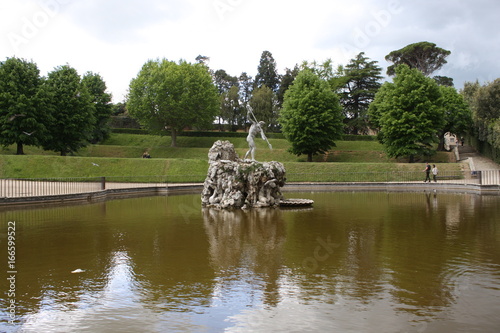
[201, 140, 285, 209]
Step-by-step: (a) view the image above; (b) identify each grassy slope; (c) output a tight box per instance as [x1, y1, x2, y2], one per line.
[0, 133, 462, 180]
[80, 134, 393, 163]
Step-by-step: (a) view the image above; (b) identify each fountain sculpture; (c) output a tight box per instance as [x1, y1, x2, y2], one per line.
[202, 107, 313, 209]
[201, 140, 286, 209]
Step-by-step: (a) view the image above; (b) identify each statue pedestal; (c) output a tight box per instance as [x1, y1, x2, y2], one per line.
[201, 140, 286, 209]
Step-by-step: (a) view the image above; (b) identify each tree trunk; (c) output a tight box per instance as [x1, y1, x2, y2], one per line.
[60, 150, 67, 156]
[437, 131, 446, 151]
[171, 128, 177, 147]
[307, 152, 313, 162]
[16, 142, 24, 155]
[409, 155, 415, 163]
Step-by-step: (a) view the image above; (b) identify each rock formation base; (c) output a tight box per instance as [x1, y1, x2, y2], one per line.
[201, 140, 286, 209]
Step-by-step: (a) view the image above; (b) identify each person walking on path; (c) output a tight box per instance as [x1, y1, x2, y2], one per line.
[432, 164, 438, 182]
[423, 162, 432, 182]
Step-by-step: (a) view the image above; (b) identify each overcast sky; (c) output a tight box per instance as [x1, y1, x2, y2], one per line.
[1, 0, 499, 102]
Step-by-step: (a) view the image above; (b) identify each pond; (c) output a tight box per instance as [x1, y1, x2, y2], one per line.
[1, 191, 500, 332]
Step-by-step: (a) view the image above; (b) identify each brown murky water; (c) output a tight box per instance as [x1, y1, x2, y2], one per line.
[1, 191, 500, 332]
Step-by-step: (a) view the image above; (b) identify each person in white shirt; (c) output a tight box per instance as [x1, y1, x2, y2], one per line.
[432, 164, 438, 182]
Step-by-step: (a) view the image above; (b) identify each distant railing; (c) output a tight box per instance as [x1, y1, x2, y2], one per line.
[1, 170, 498, 199]
[0, 175, 204, 199]
[285, 170, 474, 183]
[0, 177, 103, 198]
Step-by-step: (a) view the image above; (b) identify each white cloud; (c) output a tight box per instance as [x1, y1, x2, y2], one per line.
[1, 0, 500, 102]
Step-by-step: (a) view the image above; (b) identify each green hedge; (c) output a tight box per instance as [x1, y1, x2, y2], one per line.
[180, 131, 286, 139]
[109, 129, 376, 141]
[111, 128, 286, 139]
[342, 134, 377, 141]
[111, 128, 149, 135]
[109, 116, 141, 129]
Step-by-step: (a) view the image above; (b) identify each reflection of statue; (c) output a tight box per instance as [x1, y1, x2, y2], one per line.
[202, 207, 286, 307]
[244, 105, 272, 161]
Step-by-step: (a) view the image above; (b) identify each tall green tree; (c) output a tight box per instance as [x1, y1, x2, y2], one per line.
[213, 69, 238, 94]
[385, 41, 451, 76]
[238, 72, 253, 124]
[279, 70, 344, 162]
[254, 50, 279, 92]
[111, 101, 127, 115]
[460, 81, 481, 109]
[301, 59, 346, 91]
[339, 52, 382, 134]
[433, 75, 454, 87]
[128, 59, 219, 147]
[474, 79, 500, 121]
[220, 85, 242, 131]
[239, 72, 253, 104]
[42, 65, 96, 156]
[369, 65, 444, 162]
[277, 65, 299, 108]
[0, 57, 48, 155]
[466, 79, 500, 145]
[249, 85, 278, 131]
[436, 85, 472, 150]
[213, 69, 239, 130]
[82, 72, 113, 143]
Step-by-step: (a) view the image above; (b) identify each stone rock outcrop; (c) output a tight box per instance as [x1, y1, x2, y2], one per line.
[201, 140, 286, 209]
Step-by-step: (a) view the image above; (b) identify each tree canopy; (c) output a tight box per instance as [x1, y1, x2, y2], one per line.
[385, 41, 451, 77]
[249, 85, 278, 131]
[433, 75, 454, 87]
[41, 65, 96, 156]
[254, 51, 279, 92]
[463, 79, 500, 149]
[338, 52, 383, 134]
[219, 85, 242, 131]
[276, 65, 300, 108]
[238, 72, 253, 106]
[0, 57, 47, 155]
[82, 71, 113, 143]
[128, 59, 219, 147]
[474, 79, 500, 121]
[279, 70, 344, 162]
[436, 85, 472, 150]
[213, 69, 238, 94]
[369, 65, 444, 162]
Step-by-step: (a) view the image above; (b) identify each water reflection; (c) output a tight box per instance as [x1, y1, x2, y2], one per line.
[20, 251, 156, 332]
[0, 192, 499, 332]
[203, 208, 286, 308]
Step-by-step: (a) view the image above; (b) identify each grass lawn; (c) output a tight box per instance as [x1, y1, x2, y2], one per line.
[0, 154, 463, 183]
[0, 133, 461, 182]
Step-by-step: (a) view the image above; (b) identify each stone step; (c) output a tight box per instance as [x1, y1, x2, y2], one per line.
[458, 145, 476, 154]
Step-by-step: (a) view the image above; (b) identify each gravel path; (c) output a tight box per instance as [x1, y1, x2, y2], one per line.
[458, 144, 500, 170]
